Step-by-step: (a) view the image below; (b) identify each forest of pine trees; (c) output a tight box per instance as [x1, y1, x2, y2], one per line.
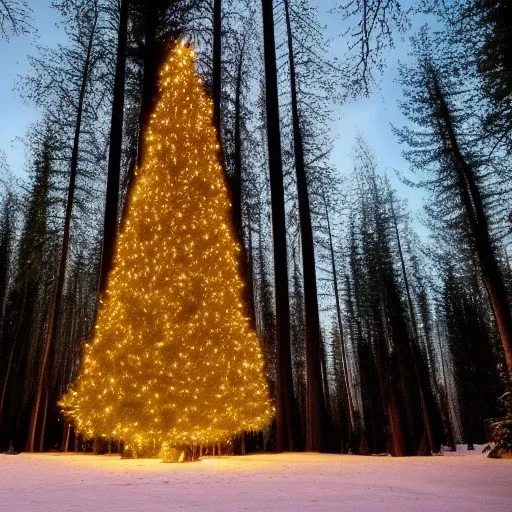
[0, 0, 511, 456]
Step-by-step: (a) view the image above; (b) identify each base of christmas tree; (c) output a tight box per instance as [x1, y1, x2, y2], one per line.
[159, 445, 197, 463]
[120, 442, 201, 462]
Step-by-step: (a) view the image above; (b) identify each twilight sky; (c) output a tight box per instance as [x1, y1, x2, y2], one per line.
[0, 1, 429, 236]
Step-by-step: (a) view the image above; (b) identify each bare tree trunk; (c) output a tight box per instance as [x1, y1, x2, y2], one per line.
[232, 41, 257, 328]
[319, 331, 330, 421]
[212, 0, 221, 137]
[241, 432, 246, 455]
[137, 0, 158, 167]
[0, 343, 15, 424]
[93, 0, 129, 451]
[374, 327, 406, 457]
[389, 196, 437, 453]
[322, 190, 356, 441]
[232, 42, 244, 239]
[0, 197, 13, 332]
[98, 0, 129, 296]
[246, 224, 256, 325]
[0, 278, 29, 423]
[283, 0, 324, 452]
[38, 391, 49, 452]
[261, 0, 296, 452]
[26, 5, 98, 453]
[62, 423, 71, 452]
[436, 323, 456, 451]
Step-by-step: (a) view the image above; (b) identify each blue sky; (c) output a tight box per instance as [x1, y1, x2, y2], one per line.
[315, 3, 430, 220]
[0, 2, 67, 176]
[0, 1, 428, 233]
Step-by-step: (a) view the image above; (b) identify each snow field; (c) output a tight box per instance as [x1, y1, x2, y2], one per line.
[1, 451, 510, 511]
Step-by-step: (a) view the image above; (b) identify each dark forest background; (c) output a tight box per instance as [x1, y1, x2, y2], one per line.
[0, 0, 511, 456]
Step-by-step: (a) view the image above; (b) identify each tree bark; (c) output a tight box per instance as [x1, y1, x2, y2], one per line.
[232, 41, 244, 240]
[322, 190, 356, 442]
[389, 196, 438, 453]
[212, 0, 222, 137]
[261, 0, 296, 452]
[137, 0, 158, 167]
[283, 0, 324, 452]
[231, 40, 257, 328]
[436, 322, 456, 451]
[98, 0, 129, 296]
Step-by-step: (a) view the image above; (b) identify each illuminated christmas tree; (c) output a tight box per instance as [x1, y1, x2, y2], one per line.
[60, 42, 272, 453]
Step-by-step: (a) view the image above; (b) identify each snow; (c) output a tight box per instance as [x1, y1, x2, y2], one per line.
[1, 451, 510, 511]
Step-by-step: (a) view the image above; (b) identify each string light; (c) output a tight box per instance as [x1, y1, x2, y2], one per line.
[60, 42, 273, 453]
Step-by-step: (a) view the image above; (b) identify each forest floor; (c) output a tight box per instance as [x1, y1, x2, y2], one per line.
[1, 448, 510, 511]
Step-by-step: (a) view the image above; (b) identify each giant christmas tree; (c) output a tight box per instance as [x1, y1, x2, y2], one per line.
[60, 43, 272, 452]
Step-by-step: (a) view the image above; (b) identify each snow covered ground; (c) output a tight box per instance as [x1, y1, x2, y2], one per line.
[1, 450, 510, 511]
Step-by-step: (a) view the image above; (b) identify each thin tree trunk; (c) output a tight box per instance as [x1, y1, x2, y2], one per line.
[319, 332, 330, 421]
[232, 41, 244, 239]
[389, 196, 437, 453]
[283, 0, 324, 452]
[62, 423, 71, 452]
[261, 0, 296, 452]
[0, 343, 15, 424]
[0, 277, 29, 423]
[246, 224, 256, 325]
[374, 311, 406, 457]
[137, 0, 158, 167]
[0, 199, 12, 332]
[38, 391, 48, 452]
[232, 41, 256, 328]
[98, 0, 129, 297]
[26, 6, 98, 453]
[212, 0, 221, 137]
[436, 322, 456, 451]
[322, 190, 356, 441]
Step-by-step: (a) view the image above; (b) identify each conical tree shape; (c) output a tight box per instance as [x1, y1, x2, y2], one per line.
[60, 43, 272, 451]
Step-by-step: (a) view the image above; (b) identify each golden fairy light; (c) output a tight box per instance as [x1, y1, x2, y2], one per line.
[59, 42, 273, 452]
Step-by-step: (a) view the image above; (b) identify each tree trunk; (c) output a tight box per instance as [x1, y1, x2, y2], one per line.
[232, 41, 257, 328]
[389, 196, 437, 453]
[246, 223, 256, 325]
[98, 0, 129, 296]
[63, 423, 71, 452]
[137, 1, 158, 167]
[261, 0, 296, 452]
[283, 0, 324, 452]
[232, 42, 244, 240]
[212, 0, 222, 137]
[322, 190, 356, 442]
[436, 322, 456, 451]
[26, 6, 98, 453]
[0, 197, 13, 332]
[38, 391, 49, 452]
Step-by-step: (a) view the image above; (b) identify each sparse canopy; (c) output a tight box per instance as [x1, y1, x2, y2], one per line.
[0, 0, 31, 39]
